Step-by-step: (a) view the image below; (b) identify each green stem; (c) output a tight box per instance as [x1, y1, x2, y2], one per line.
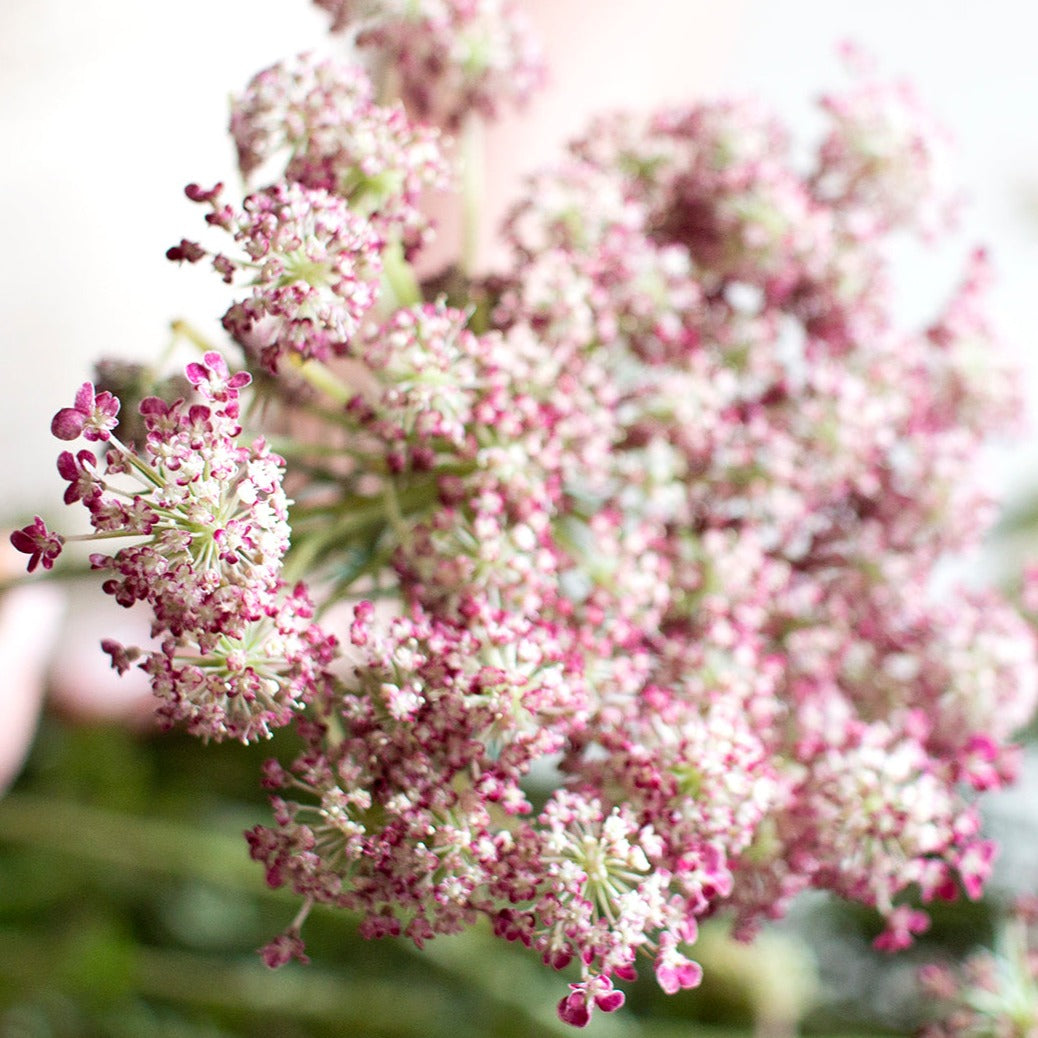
[268, 438, 358, 460]
[460, 114, 485, 276]
[285, 475, 443, 585]
[170, 319, 219, 356]
[288, 355, 354, 405]
[284, 498, 391, 584]
[382, 237, 423, 309]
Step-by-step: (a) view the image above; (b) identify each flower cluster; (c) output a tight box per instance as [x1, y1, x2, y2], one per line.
[814, 44, 958, 238]
[17, 353, 335, 742]
[247, 603, 588, 949]
[169, 181, 385, 372]
[312, 0, 545, 128]
[918, 897, 1038, 1037]
[231, 53, 450, 255]
[14, 5, 1038, 1030]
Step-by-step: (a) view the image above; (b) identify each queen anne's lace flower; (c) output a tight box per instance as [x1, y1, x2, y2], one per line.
[17, 16, 1038, 1029]
[34, 352, 334, 742]
[170, 182, 384, 371]
[814, 45, 958, 237]
[918, 897, 1038, 1037]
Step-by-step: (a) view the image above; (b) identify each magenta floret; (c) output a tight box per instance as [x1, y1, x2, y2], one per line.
[10, 516, 64, 573]
[51, 382, 120, 442]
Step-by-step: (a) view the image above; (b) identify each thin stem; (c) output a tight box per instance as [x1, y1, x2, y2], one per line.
[286, 471, 444, 585]
[382, 478, 411, 542]
[170, 318, 220, 356]
[382, 237, 422, 309]
[284, 498, 391, 582]
[62, 529, 148, 544]
[104, 431, 165, 490]
[287, 354, 354, 405]
[460, 114, 485, 276]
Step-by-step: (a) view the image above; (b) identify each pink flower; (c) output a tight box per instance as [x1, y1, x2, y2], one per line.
[557, 975, 625, 1028]
[10, 516, 64, 573]
[22, 12, 1038, 1026]
[56, 449, 99, 506]
[260, 928, 310, 968]
[314, 0, 545, 129]
[654, 935, 704, 994]
[230, 54, 450, 255]
[874, 905, 930, 952]
[50, 382, 120, 441]
[174, 181, 384, 371]
[185, 351, 252, 404]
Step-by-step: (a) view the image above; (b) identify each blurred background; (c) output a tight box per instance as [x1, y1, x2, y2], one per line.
[1, 2, 1037, 1035]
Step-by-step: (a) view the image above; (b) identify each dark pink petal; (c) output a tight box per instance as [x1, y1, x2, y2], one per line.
[185, 181, 223, 204]
[656, 958, 703, 995]
[73, 382, 95, 412]
[203, 350, 228, 376]
[139, 396, 173, 417]
[51, 382, 120, 441]
[185, 361, 209, 386]
[51, 406, 87, 440]
[166, 239, 205, 263]
[56, 450, 78, 481]
[595, 990, 625, 1013]
[260, 930, 309, 969]
[56, 448, 98, 504]
[81, 390, 120, 441]
[557, 993, 591, 1028]
[545, 947, 573, 970]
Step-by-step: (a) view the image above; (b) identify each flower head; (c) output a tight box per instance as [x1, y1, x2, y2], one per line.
[231, 54, 450, 254]
[48, 354, 334, 741]
[314, 0, 545, 129]
[173, 181, 384, 372]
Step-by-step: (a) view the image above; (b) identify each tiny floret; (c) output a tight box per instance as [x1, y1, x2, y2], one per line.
[51, 382, 121, 441]
[10, 516, 64, 573]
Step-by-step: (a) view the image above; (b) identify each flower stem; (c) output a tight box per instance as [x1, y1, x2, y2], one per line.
[460, 114, 485, 276]
[170, 318, 219, 355]
[287, 354, 354, 405]
[382, 238, 423, 309]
